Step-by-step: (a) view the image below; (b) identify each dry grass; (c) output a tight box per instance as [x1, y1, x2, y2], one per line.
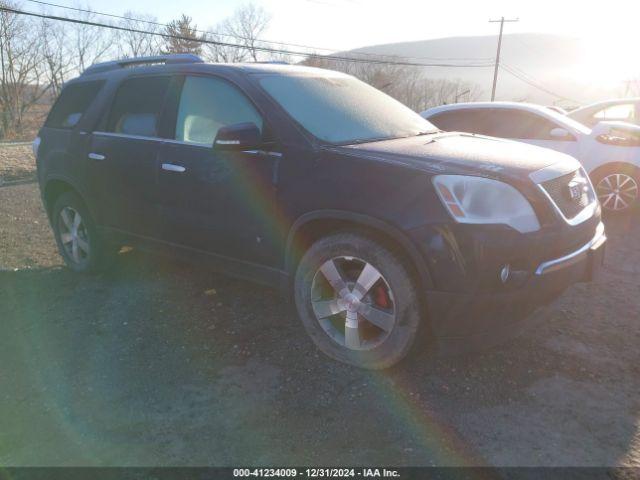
[1, 104, 49, 142]
[0, 145, 36, 183]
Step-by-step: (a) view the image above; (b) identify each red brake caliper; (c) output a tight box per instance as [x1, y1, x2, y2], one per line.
[374, 284, 390, 309]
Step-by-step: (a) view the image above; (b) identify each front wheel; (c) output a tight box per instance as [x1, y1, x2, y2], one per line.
[294, 232, 423, 369]
[591, 164, 640, 213]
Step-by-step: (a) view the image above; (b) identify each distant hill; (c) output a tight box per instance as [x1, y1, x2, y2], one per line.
[343, 33, 625, 107]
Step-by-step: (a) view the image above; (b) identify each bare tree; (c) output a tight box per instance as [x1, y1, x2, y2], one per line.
[0, 2, 120, 139]
[162, 14, 203, 55]
[117, 12, 161, 58]
[621, 78, 640, 97]
[303, 54, 481, 111]
[39, 17, 69, 98]
[69, 8, 116, 73]
[204, 28, 249, 63]
[415, 77, 481, 110]
[203, 3, 270, 63]
[225, 4, 270, 62]
[39, 8, 119, 97]
[0, 2, 47, 138]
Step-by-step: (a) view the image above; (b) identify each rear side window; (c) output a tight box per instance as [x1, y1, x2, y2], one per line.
[431, 109, 564, 140]
[429, 109, 493, 135]
[483, 109, 561, 140]
[45, 81, 104, 129]
[594, 103, 635, 122]
[106, 76, 171, 137]
[429, 110, 474, 132]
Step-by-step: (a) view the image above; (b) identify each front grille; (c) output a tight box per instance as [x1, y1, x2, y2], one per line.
[540, 169, 595, 220]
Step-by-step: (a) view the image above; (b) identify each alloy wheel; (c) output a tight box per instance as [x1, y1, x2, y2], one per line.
[59, 206, 90, 264]
[596, 173, 638, 211]
[310, 256, 396, 351]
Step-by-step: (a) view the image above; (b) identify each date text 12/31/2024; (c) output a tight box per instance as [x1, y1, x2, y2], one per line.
[233, 468, 401, 478]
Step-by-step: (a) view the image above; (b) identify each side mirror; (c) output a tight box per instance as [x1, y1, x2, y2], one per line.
[549, 127, 571, 139]
[213, 122, 261, 151]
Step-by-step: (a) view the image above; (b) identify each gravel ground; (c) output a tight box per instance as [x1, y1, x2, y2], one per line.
[0, 147, 639, 467]
[0, 145, 35, 184]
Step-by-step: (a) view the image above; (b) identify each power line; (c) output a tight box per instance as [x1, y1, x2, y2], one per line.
[24, 0, 342, 55]
[488, 16, 518, 101]
[503, 63, 546, 85]
[501, 63, 578, 102]
[511, 35, 549, 59]
[500, 64, 580, 103]
[23, 0, 495, 64]
[0, 5, 496, 69]
[482, 28, 581, 103]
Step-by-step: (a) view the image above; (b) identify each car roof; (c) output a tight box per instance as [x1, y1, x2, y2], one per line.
[421, 101, 556, 117]
[569, 98, 640, 115]
[421, 101, 592, 136]
[77, 59, 344, 81]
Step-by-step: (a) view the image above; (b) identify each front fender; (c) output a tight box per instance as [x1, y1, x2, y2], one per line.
[284, 209, 435, 292]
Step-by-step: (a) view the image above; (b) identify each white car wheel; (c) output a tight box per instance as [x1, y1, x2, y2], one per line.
[596, 173, 639, 212]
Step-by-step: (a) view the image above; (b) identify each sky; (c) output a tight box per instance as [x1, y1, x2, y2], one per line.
[26, 0, 640, 52]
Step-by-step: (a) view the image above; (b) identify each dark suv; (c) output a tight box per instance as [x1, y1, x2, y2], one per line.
[35, 54, 606, 369]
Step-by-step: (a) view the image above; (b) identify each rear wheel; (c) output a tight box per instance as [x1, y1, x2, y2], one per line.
[591, 164, 639, 213]
[51, 191, 115, 273]
[294, 232, 423, 369]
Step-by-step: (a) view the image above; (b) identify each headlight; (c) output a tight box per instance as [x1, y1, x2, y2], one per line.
[433, 175, 541, 233]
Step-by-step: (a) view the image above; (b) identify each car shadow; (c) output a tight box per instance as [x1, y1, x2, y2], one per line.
[1, 227, 638, 467]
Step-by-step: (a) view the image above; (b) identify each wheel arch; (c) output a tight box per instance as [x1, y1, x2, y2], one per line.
[589, 160, 640, 180]
[42, 175, 91, 219]
[285, 210, 435, 292]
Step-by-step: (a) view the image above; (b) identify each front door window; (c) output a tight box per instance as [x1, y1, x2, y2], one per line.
[174, 76, 263, 146]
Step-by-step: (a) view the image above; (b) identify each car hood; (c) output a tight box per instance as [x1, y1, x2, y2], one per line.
[327, 132, 576, 184]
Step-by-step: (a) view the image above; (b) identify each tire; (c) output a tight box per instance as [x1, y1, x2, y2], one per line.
[590, 163, 640, 213]
[51, 191, 115, 273]
[294, 232, 423, 369]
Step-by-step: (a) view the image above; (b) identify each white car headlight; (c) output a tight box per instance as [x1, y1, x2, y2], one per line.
[433, 175, 541, 233]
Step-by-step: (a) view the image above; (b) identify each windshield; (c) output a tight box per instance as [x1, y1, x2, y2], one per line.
[257, 73, 437, 145]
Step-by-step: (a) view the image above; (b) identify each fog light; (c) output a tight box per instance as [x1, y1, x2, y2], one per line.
[499, 264, 511, 284]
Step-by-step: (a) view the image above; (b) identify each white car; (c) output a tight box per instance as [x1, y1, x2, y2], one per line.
[421, 102, 640, 212]
[567, 98, 640, 128]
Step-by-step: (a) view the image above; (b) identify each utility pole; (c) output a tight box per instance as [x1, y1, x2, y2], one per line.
[489, 16, 518, 101]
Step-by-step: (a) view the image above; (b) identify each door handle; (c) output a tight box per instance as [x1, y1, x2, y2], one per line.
[162, 163, 186, 173]
[88, 153, 105, 161]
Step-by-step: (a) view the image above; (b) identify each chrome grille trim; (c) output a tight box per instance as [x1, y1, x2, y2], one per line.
[530, 161, 598, 226]
[541, 170, 592, 217]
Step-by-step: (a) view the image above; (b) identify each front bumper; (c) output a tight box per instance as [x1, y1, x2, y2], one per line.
[427, 222, 606, 355]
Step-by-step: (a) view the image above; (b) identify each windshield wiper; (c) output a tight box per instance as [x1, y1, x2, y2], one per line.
[335, 136, 399, 146]
[335, 131, 438, 147]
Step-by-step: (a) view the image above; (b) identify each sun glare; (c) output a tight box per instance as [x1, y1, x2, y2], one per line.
[572, 36, 639, 88]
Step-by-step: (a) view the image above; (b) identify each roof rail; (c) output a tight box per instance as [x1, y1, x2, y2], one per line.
[82, 54, 204, 76]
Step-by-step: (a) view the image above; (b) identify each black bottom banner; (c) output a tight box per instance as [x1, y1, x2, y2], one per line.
[0, 467, 638, 480]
